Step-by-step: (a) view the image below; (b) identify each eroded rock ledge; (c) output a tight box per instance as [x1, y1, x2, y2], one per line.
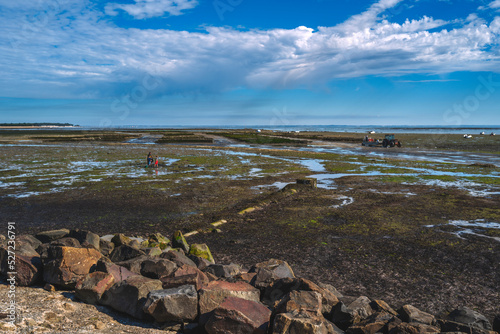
[1, 229, 499, 334]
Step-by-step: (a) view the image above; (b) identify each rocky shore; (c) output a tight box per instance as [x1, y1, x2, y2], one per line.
[1, 229, 499, 334]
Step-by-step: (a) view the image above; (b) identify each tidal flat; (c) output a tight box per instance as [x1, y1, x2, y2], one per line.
[0, 129, 499, 319]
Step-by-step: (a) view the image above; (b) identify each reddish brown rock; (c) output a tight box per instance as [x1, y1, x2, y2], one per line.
[332, 296, 374, 330]
[43, 246, 102, 289]
[14, 254, 43, 286]
[199, 280, 261, 324]
[250, 259, 295, 289]
[388, 322, 440, 334]
[370, 300, 398, 316]
[143, 285, 198, 322]
[205, 296, 272, 334]
[75, 271, 115, 304]
[93, 258, 136, 282]
[101, 275, 162, 320]
[50, 237, 81, 248]
[69, 229, 100, 251]
[161, 264, 208, 290]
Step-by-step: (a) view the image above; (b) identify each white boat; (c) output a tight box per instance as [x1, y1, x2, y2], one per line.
[463, 134, 472, 139]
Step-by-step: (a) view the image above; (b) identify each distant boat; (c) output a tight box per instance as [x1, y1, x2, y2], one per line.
[368, 130, 375, 134]
[463, 134, 472, 139]
[480, 131, 485, 135]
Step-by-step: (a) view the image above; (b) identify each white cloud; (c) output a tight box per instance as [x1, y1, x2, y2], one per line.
[105, 0, 198, 19]
[0, 0, 499, 99]
[490, 0, 500, 9]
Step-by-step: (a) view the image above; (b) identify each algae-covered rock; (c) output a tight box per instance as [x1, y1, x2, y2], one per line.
[189, 243, 214, 264]
[148, 233, 170, 250]
[172, 230, 189, 253]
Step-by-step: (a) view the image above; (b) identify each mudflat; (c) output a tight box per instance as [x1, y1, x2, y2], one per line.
[1, 129, 499, 319]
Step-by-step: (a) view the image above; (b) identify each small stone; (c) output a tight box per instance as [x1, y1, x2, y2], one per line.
[94, 320, 106, 329]
[398, 304, 435, 326]
[205, 263, 241, 278]
[44, 283, 56, 292]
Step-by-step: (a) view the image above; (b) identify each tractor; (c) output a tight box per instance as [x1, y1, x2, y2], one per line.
[382, 134, 402, 148]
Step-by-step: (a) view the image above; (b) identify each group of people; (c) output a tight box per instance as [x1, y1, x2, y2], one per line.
[146, 152, 159, 168]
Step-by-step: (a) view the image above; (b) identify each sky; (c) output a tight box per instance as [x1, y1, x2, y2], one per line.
[1, 0, 500, 127]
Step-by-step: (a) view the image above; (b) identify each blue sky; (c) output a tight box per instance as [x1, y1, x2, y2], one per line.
[1, 0, 500, 127]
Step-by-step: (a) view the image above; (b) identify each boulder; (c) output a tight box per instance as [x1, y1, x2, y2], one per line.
[274, 291, 323, 318]
[35, 229, 70, 243]
[69, 229, 100, 250]
[143, 285, 198, 322]
[369, 300, 398, 316]
[172, 230, 190, 253]
[101, 275, 162, 320]
[388, 321, 440, 334]
[249, 259, 295, 286]
[116, 255, 151, 274]
[188, 254, 212, 271]
[398, 305, 435, 326]
[142, 247, 162, 257]
[75, 271, 115, 304]
[263, 278, 339, 316]
[161, 264, 209, 291]
[437, 319, 496, 334]
[205, 296, 272, 334]
[189, 243, 214, 263]
[140, 258, 177, 279]
[109, 244, 145, 263]
[446, 307, 492, 330]
[7, 252, 43, 286]
[93, 258, 136, 282]
[17, 235, 42, 250]
[318, 282, 343, 299]
[493, 315, 500, 333]
[235, 272, 257, 284]
[99, 239, 114, 257]
[111, 233, 132, 247]
[273, 311, 342, 334]
[205, 263, 241, 278]
[147, 233, 170, 250]
[160, 250, 197, 268]
[332, 296, 374, 330]
[43, 246, 102, 289]
[50, 237, 81, 248]
[345, 312, 395, 334]
[199, 281, 261, 324]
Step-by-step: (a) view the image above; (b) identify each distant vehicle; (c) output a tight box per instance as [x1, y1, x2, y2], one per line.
[382, 134, 402, 148]
[464, 134, 473, 139]
[368, 130, 376, 134]
[362, 136, 380, 147]
[362, 134, 401, 147]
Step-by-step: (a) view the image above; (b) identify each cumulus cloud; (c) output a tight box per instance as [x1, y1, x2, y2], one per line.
[1, 0, 500, 99]
[105, 0, 198, 19]
[490, 0, 500, 9]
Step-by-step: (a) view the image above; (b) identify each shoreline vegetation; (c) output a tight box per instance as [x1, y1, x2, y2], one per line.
[0, 128, 499, 331]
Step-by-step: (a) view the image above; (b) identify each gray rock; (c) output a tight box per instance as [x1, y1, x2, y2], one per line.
[101, 275, 163, 320]
[99, 239, 114, 257]
[69, 229, 100, 251]
[116, 255, 151, 274]
[111, 233, 132, 247]
[332, 296, 374, 330]
[187, 254, 212, 271]
[205, 263, 241, 278]
[160, 249, 197, 268]
[398, 304, 435, 326]
[35, 229, 70, 243]
[446, 307, 492, 330]
[109, 244, 145, 263]
[140, 258, 177, 279]
[273, 311, 342, 334]
[50, 237, 81, 248]
[143, 285, 198, 322]
[93, 258, 136, 282]
[17, 235, 42, 250]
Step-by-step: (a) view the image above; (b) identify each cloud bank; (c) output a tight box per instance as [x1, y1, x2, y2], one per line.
[1, 0, 500, 99]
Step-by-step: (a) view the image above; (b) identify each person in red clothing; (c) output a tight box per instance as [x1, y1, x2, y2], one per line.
[154, 156, 159, 167]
